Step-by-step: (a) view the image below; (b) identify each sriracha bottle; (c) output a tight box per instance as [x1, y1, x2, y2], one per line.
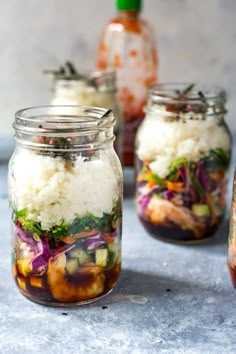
[96, 0, 158, 166]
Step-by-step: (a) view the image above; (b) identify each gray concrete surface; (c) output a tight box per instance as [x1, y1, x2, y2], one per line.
[0, 153, 236, 353]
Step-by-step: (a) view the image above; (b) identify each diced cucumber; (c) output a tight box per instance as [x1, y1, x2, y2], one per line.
[65, 258, 79, 275]
[108, 251, 117, 265]
[108, 242, 118, 253]
[108, 242, 121, 265]
[95, 248, 108, 267]
[192, 204, 210, 217]
[108, 242, 119, 265]
[69, 248, 92, 264]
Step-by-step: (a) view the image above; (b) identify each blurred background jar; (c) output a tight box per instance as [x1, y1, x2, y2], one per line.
[135, 83, 232, 243]
[227, 172, 236, 288]
[46, 62, 122, 158]
[8, 106, 123, 306]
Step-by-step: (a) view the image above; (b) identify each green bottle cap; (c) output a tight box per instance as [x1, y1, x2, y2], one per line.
[116, 0, 142, 11]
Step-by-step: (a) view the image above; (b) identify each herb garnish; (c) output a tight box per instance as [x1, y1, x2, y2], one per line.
[14, 198, 122, 240]
[203, 148, 231, 170]
[44, 61, 85, 81]
[175, 83, 196, 97]
[167, 83, 209, 116]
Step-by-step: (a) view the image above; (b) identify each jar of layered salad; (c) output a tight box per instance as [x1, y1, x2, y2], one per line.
[228, 171, 236, 287]
[135, 83, 232, 243]
[8, 106, 123, 305]
[47, 62, 122, 159]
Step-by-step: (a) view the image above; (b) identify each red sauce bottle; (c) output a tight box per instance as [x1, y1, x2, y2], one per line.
[96, 0, 158, 166]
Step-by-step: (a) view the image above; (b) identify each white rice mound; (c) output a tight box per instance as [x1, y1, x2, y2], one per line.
[51, 81, 115, 112]
[137, 113, 231, 179]
[10, 149, 119, 230]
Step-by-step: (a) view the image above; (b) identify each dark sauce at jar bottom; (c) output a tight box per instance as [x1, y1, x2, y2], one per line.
[13, 264, 121, 306]
[139, 216, 222, 243]
[227, 261, 236, 288]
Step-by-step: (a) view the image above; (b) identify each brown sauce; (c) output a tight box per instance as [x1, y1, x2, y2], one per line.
[139, 215, 220, 243]
[13, 263, 121, 304]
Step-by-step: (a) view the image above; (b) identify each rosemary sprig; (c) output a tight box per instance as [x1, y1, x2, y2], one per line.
[167, 83, 208, 116]
[198, 90, 207, 103]
[44, 61, 85, 80]
[175, 83, 195, 97]
[182, 83, 196, 95]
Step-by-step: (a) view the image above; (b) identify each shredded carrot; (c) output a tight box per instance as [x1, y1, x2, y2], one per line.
[137, 174, 144, 182]
[173, 169, 181, 182]
[137, 169, 153, 183]
[74, 229, 98, 238]
[102, 233, 114, 244]
[62, 229, 99, 243]
[147, 180, 156, 189]
[62, 237, 75, 244]
[209, 170, 224, 181]
[165, 181, 185, 192]
[143, 160, 150, 166]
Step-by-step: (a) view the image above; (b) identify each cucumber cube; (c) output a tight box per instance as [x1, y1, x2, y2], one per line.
[108, 241, 121, 265]
[70, 248, 92, 264]
[108, 251, 117, 265]
[192, 204, 210, 217]
[95, 249, 108, 267]
[65, 258, 79, 275]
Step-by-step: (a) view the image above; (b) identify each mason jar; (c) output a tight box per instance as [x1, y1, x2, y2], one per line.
[49, 69, 122, 159]
[135, 83, 232, 243]
[228, 170, 236, 287]
[8, 106, 123, 306]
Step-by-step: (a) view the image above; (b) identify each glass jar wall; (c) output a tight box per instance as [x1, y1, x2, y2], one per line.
[135, 83, 232, 243]
[8, 106, 123, 306]
[228, 171, 236, 287]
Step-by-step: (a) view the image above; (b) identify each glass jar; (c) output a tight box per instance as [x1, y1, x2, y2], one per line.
[49, 66, 122, 160]
[135, 83, 232, 243]
[228, 171, 236, 287]
[8, 106, 123, 306]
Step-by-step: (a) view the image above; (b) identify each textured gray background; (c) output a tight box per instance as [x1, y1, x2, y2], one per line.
[0, 0, 236, 142]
